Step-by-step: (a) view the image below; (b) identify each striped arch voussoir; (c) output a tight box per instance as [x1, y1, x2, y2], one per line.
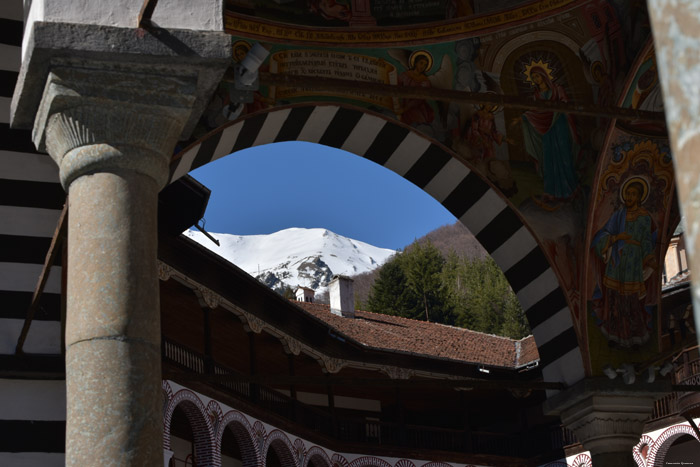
[348, 456, 393, 467]
[162, 389, 217, 465]
[218, 409, 261, 467]
[648, 423, 700, 467]
[264, 429, 299, 467]
[169, 103, 584, 388]
[306, 446, 332, 467]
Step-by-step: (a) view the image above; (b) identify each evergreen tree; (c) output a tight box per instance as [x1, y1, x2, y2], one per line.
[367, 255, 421, 318]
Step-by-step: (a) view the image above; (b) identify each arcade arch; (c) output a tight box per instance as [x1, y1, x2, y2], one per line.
[163, 390, 218, 467]
[169, 103, 584, 386]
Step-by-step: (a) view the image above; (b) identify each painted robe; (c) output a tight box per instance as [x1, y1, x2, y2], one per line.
[592, 207, 656, 347]
[521, 70, 580, 200]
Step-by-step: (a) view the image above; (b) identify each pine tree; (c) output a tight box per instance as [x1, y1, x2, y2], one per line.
[402, 240, 453, 323]
[367, 255, 420, 318]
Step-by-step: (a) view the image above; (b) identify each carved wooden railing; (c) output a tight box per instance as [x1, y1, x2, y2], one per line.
[673, 345, 700, 417]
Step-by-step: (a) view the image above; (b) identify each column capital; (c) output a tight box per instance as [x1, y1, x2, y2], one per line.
[36, 66, 196, 188]
[544, 378, 671, 456]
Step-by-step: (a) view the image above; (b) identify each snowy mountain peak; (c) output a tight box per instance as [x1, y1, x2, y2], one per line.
[184, 227, 397, 293]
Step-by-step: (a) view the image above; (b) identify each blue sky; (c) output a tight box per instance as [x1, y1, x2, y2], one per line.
[190, 141, 457, 251]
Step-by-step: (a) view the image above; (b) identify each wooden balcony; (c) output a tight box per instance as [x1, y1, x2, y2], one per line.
[674, 345, 700, 418]
[161, 337, 574, 462]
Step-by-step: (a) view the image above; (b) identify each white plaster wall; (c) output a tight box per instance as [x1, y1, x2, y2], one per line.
[26, 0, 223, 30]
[23, 0, 224, 59]
[0, 452, 64, 466]
[0, 318, 61, 354]
[221, 454, 243, 467]
[171, 434, 194, 466]
[0, 379, 66, 420]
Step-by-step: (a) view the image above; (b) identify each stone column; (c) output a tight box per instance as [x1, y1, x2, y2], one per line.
[35, 66, 196, 466]
[544, 378, 671, 466]
[648, 0, 700, 339]
[11, 3, 231, 464]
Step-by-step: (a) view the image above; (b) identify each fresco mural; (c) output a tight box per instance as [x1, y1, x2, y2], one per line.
[190, 0, 663, 377]
[585, 135, 673, 372]
[224, 0, 538, 28]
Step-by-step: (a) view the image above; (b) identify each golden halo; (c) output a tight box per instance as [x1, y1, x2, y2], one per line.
[409, 50, 433, 73]
[524, 59, 554, 86]
[620, 176, 650, 204]
[232, 40, 252, 62]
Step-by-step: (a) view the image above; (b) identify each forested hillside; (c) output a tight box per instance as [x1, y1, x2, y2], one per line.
[319, 222, 531, 339]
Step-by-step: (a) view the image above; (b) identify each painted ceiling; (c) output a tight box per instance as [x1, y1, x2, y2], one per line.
[185, 0, 681, 379]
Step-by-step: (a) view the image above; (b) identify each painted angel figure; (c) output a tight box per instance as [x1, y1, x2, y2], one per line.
[389, 49, 453, 131]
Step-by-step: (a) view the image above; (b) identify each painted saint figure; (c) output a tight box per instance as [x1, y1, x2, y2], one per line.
[591, 178, 657, 348]
[516, 62, 580, 203]
[398, 51, 435, 126]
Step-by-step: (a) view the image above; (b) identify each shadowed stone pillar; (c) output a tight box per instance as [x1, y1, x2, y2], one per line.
[544, 378, 671, 466]
[648, 0, 700, 340]
[37, 67, 194, 465]
[10, 2, 231, 464]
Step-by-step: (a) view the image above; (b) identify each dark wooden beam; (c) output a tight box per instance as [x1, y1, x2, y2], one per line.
[252, 71, 666, 123]
[16, 204, 68, 355]
[137, 0, 159, 28]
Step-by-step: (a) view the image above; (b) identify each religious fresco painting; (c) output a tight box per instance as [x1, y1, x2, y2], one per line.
[224, 0, 540, 28]
[585, 134, 674, 373]
[192, 0, 665, 376]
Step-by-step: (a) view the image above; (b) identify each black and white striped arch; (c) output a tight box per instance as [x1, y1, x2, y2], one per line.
[0, 3, 66, 465]
[169, 104, 585, 386]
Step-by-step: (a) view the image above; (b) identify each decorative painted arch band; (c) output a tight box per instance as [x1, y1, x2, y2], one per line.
[162, 388, 218, 466]
[646, 424, 700, 467]
[169, 103, 584, 385]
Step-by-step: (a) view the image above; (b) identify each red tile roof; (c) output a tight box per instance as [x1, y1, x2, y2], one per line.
[294, 301, 539, 370]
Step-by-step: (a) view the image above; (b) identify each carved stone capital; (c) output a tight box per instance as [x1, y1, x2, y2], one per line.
[35, 67, 197, 189]
[544, 378, 672, 457]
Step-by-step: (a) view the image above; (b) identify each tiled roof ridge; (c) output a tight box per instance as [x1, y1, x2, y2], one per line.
[298, 300, 533, 343]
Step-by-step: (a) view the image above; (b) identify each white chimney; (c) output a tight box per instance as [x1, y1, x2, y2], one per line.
[329, 275, 354, 318]
[295, 286, 315, 303]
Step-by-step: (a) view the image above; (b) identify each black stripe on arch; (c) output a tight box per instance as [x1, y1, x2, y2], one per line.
[403, 144, 452, 189]
[504, 247, 552, 294]
[274, 106, 315, 142]
[318, 107, 364, 148]
[536, 327, 578, 368]
[0, 234, 53, 264]
[0, 179, 65, 209]
[363, 124, 410, 165]
[232, 112, 269, 153]
[0, 420, 65, 452]
[475, 208, 522, 253]
[0, 123, 38, 154]
[525, 288, 568, 328]
[0, 69, 18, 97]
[0, 290, 61, 321]
[0, 19, 23, 47]
[441, 172, 489, 219]
[190, 131, 222, 173]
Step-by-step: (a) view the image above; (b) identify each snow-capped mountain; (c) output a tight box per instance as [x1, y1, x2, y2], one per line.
[184, 227, 397, 292]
